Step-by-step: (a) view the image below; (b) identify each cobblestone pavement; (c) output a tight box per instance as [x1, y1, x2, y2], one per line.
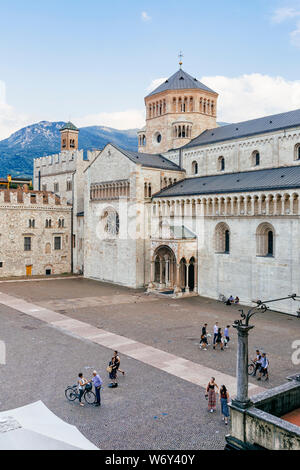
[1, 278, 299, 387]
[0, 305, 227, 450]
[0, 278, 299, 449]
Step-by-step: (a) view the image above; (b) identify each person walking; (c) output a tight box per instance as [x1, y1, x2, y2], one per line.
[200, 323, 208, 350]
[213, 322, 219, 345]
[257, 352, 269, 381]
[252, 349, 262, 377]
[213, 328, 224, 350]
[224, 325, 231, 348]
[220, 385, 230, 425]
[113, 350, 125, 376]
[78, 373, 88, 407]
[206, 377, 219, 413]
[91, 370, 103, 407]
[108, 356, 118, 388]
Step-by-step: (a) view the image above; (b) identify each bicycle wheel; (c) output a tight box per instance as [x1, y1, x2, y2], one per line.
[65, 387, 77, 402]
[248, 364, 255, 376]
[84, 391, 96, 404]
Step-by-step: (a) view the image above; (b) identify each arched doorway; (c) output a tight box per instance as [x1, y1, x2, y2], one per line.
[152, 246, 176, 289]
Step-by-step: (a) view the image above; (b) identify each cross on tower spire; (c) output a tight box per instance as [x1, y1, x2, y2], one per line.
[178, 51, 184, 69]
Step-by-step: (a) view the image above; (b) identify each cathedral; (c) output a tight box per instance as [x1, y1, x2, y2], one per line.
[34, 64, 300, 316]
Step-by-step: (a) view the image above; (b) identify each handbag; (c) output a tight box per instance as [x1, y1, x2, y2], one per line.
[106, 365, 113, 373]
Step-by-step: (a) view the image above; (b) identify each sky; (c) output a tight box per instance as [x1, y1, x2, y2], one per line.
[1, 0, 300, 139]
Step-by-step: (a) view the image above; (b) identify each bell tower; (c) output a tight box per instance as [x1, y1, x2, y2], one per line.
[60, 122, 79, 151]
[138, 60, 218, 154]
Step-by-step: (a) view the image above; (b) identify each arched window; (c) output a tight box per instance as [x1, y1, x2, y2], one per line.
[252, 151, 260, 166]
[294, 144, 300, 160]
[218, 156, 225, 171]
[101, 208, 120, 238]
[256, 223, 275, 257]
[214, 222, 230, 253]
[192, 161, 198, 175]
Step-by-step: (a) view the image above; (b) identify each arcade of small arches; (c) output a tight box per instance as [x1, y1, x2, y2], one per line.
[90, 180, 130, 200]
[147, 95, 216, 119]
[152, 191, 300, 220]
[149, 245, 197, 294]
[173, 123, 193, 139]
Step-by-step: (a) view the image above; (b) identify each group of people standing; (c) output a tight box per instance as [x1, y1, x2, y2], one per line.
[77, 350, 125, 407]
[206, 377, 230, 425]
[199, 322, 231, 351]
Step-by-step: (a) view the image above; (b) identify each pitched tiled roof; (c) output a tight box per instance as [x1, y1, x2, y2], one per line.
[146, 69, 217, 98]
[60, 122, 79, 132]
[184, 108, 300, 149]
[112, 145, 183, 171]
[153, 165, 300, 198]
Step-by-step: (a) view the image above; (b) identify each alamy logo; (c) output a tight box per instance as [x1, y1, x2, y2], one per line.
[292, 340, 300, 365]
[0, 340, 6, 365]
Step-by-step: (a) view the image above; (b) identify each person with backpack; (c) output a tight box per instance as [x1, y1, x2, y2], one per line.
[220, 385, 230, 425]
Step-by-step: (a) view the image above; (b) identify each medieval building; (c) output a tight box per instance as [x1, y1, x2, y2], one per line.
[32, 65, 300, 315]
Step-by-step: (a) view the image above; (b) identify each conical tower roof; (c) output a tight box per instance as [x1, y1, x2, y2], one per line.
[146, 69, 217, 98]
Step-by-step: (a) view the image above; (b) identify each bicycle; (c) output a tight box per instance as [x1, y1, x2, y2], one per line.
[248, 359, 257, 376]
[65, 382, 96, 405]
[248, 359, 270, 381]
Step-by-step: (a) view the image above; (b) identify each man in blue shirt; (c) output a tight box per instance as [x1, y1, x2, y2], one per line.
[92, 371, 103, 406]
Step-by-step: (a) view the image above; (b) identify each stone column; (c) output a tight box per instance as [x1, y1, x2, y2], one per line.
[165, 258, 170, 287]
[148, 260, 155, 290]
[159, 259, 163, 288]
[185, 263, 189, 293]
[174, 263, 181, 294]
[232, 324, 254, 409]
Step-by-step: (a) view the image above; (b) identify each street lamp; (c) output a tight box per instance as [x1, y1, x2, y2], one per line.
[232, 294, 300, 409]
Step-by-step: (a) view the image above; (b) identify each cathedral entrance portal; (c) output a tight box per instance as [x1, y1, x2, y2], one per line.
[152, 246, 176, 290]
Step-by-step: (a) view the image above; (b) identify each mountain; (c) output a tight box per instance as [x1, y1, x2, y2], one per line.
[0, 121, 139, 178]
[0, 120, 231, 178]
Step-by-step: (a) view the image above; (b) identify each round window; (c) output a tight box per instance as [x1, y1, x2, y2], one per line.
[156, 133, 162, 143]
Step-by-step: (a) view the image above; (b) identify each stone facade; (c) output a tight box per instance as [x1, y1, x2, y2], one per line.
[33, 148, 100, 273]
[84, 144, 185, 288]
[28, 68, 300, 316]
[138, 75, 218, 154]
[0, 188, 71, 277]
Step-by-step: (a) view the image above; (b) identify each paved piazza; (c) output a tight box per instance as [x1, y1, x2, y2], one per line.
[0, 277, 299, 450]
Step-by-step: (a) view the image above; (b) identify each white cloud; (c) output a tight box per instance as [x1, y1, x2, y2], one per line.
[290, 20, 300, 46]
[271, 7, 300, 23]
[146, 77, 167, 93]
[271, 6, 300, 47]
[75, 109, 145, 130]
[200, 73, 300, 123]
[141, 11, 151, 22]
[0, 80, 32, 140]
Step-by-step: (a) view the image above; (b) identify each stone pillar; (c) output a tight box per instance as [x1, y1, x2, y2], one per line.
[148, 260, 155, 290]
[159, 259, 163, 288]
[185, 263, 189, 293]
[174, 263, 181, 294]
[232, 324, 254, 409]
[165, 258, 170, 287]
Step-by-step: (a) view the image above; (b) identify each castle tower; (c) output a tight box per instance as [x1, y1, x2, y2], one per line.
[60, 122, 79, 151]
[138, 68, 218, 154]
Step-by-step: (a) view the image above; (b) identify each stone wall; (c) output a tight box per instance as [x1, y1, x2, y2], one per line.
[228, 381, 300, 450]
[182, 127, 300, 177]
[0, 189, 71, 277]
